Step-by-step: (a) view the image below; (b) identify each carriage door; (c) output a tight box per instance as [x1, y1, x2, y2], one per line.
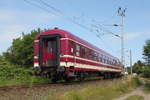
[45, 38, 57, 66]
[40, 35, 60, 67]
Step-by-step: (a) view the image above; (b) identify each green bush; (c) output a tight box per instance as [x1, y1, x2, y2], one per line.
[0, 57, 51, 86]
[143, 66, 150, 78]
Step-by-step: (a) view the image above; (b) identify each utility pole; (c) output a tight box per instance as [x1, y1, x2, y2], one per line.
[118, 7, 126, 72]
[130, 49, 132, 74]
[93, 7, 127, 73]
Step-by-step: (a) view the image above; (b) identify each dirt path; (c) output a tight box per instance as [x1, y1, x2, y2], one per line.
[113, 78, 150, 100]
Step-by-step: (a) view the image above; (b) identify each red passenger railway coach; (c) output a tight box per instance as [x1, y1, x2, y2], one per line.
[34, 27, 123, 82]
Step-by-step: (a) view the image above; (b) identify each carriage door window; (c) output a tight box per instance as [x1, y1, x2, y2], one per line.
[76, 44, 80, 56]
[47, 40, 56, 53]
[70, 41, 74, 55]
[47, 41, 51, 53]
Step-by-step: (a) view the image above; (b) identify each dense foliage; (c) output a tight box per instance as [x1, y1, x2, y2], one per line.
[3, 28, 42, 67]
[131, 40, 150, 78]
[0, 55, 51, 86]
[143, 40, 150, 65]
[132, 60, 145, 74]
[142, 40, 150, 77]
[0, 28, 53, 86]
[0, 56, 31, 85]
[142, 66, 150, 78]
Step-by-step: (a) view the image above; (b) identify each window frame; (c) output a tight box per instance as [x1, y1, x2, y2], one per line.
[81, 47, 86, 58]
[76, 44, 80, 56]
[70, 41, 74, 55]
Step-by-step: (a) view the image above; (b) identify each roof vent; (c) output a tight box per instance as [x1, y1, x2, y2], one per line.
[54, 27, 58, 29]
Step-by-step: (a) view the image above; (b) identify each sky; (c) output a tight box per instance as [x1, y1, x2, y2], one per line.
[0, 0, 150, 66]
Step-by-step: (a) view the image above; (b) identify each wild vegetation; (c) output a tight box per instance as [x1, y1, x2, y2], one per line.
[2, 28, 42, 67]
[0, 28, 53, 86]
[0, 56, 51, 86]
[143, 80, 150, 93]
[43, 77, 141, 100]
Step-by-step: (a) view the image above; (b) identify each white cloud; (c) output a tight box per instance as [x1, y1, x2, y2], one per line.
[124, 32, 150, 40]
[124, 32, 141, 40]
[0, 8, 60, 53]
[0, 24, 26, 42]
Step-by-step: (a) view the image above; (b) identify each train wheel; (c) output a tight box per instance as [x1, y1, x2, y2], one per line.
[51, 78, 57, 83]
[65, 77, 70, 83]
[64, 76, 74, 83]
[103, 73, 107, 79]
[103, 73, 111, 79]
[78, 72, 85, 82]
[51, 73, 58, 83]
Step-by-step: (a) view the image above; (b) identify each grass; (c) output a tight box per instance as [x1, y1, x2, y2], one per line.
[44, 77, 141, 100]
[0, 74, 52, 86]
[124, 95, 144, 100]
[143, 80, 150, 93]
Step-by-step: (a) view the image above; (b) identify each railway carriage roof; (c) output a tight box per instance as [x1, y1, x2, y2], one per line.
[35, 28, 119, 60]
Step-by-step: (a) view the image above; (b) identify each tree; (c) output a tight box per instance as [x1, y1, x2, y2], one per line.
[132, 60, 145, 74]
[143, 40, 150, 65]
[143, 66, 150, 78]
[3, 28, 42, 67]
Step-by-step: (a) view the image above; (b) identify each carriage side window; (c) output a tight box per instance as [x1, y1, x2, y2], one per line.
[111, 58, 112, 64]
[107, 57, 109, 64]
[106, 56, 108, 64]
[108, 58, 111, 64]
[99, 54, 101, 62]
[110, 59, 112, 65]
[94, 52, 97, 61]
[70, 41, 74, 55]
[76, 44, 80, 56]
[86, 49, 89, 58]
[113, 59, 115, 65]
[97, 53, 100, 61]
[115, 60, 117, 65]
[101, 54, 104, 63]
[89, 49, 93, 59]
[82, 47, 86, 58]
[104, 56, 107, 63]
[96, 52, 99, 61]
